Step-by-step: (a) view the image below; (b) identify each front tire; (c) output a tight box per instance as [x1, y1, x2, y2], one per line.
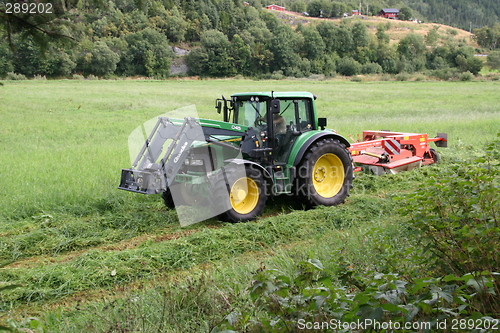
[296, 138, 353, 207]
[211, 164, 267, 223]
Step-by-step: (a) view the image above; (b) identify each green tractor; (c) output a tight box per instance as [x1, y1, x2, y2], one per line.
[119, 91, 354, 223]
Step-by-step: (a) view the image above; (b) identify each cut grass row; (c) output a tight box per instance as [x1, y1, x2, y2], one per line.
[0, 188, 399, 311]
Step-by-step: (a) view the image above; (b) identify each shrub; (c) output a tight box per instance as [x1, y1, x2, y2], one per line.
[401, 134, 500, 314]
[459, 71, 474, 81]
[395, 72, 411, 81]
[6, 72, 27, 80]
[215, 258, 498, 332]
[270, 70, 284, 80]
[361, 62, 383, 75]
[432, 68, 459, 80]
[336, 57, 361, 76]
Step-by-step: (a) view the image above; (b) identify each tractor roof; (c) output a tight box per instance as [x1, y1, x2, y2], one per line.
[231, 91, 316, 100]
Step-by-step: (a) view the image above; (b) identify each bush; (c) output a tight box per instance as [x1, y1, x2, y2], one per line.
[361, 62, 383, 74]
[402, 134, 500, 314]
[459, 71, 474, 81]
[215, 259, 498, 332]
[395, 72, 411, 81]
[432, 68, 459, 80]
[6, 72, 27, 80]
[486, 51, 500, 71]
[270, 70, 284, 80]
[336, 57, 361, 76]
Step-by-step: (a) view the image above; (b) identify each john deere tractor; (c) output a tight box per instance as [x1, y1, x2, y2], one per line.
[119, 92, 354, 222]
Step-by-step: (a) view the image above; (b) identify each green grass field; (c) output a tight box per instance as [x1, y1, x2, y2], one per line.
[0, 79, 499, 330]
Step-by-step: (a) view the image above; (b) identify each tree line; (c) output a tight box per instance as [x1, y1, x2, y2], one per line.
[0, 0, 499, 79]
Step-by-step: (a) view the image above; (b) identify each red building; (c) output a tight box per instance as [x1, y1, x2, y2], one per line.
[352, 10, 361, 16]
[380, 8, 399, 19]
[266, 4, 285, 11]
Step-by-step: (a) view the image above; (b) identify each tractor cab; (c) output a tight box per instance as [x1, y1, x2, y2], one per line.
[216, 92, 321, 164]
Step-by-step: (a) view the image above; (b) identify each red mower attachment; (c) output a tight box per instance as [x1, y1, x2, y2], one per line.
[348, 131, 447, 175]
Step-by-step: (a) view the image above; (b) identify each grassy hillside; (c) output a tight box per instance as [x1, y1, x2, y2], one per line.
[0, 79, 499, 330]
[273, 9, 476, 47]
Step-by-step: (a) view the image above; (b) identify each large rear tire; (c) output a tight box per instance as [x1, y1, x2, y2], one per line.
[296, 138, 353, 207]
[211, 165, 267, 223]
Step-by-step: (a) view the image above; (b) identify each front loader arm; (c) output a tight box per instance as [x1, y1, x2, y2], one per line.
[119, 117, 252, 195]
[119, 117, 206, 194]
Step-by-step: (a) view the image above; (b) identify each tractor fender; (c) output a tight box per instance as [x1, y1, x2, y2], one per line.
[290, 131, 351, 167]
[223, 159, 273, 189]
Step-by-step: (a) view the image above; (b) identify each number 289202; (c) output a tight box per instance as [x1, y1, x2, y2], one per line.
[2, 2, 53, 14]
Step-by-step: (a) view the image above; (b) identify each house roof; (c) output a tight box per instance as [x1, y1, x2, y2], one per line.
[381, 8, 400, 13]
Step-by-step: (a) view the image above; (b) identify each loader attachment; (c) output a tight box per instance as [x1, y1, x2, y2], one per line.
[119, 107, 247, 227]
[119, 117, 206, 194]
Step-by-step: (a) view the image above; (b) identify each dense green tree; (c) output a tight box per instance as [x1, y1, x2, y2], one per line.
[199, 29, 236, 77]
[425, 26, 440, 46]
[88, 41, 120, 76]
[45, 49, 76, 76]
[301, 25, 326, 60]
[455, 55, 483, 74]
[337, 57, 361, 76]
[376, 25, 390, 45]
[473, 23, 500, 50]
[165, 6, 187, 43]
[0, 41, 14, 77]
[289, 1, 306, 13]
[397, 33, 426, 59]
[316, 21, 339, 54]
[122, 28, 173, 78]
[487, 50, 500, 70]
[12, 38, 45, 76]
[351, 22, 370, 49]
[231, 34, 252, 75]
[186, 47, 209, 76]
[307, 0, 330, 18]
[268, 25, 301, 76]
[333, 24, 354, 57]
[399, 6, 413, 21]
[330, 2, 349, 18]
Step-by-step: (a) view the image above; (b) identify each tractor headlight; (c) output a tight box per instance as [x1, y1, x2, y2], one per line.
[184, 159, 204, 166]
[190, 159, 204, 166]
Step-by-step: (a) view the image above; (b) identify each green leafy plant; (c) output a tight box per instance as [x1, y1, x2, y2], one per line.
[402, 133, 500, 314]
[214, 257, 496, 332]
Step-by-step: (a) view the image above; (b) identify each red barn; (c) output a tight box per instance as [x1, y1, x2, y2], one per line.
[380, 8, 399, 19]
[266, 4, 285, 11]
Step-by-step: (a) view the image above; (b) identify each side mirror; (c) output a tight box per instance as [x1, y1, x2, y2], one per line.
[318, 117, 327, 130]
[215, 100, 222, 114]
[270, 99, 280, 114]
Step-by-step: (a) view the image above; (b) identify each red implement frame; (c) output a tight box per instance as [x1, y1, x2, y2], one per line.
[348, 131, 447, 175]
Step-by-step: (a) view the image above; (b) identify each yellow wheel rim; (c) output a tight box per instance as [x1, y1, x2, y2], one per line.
[312, 153, 344, 198]
[230, 177, 259, 215]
